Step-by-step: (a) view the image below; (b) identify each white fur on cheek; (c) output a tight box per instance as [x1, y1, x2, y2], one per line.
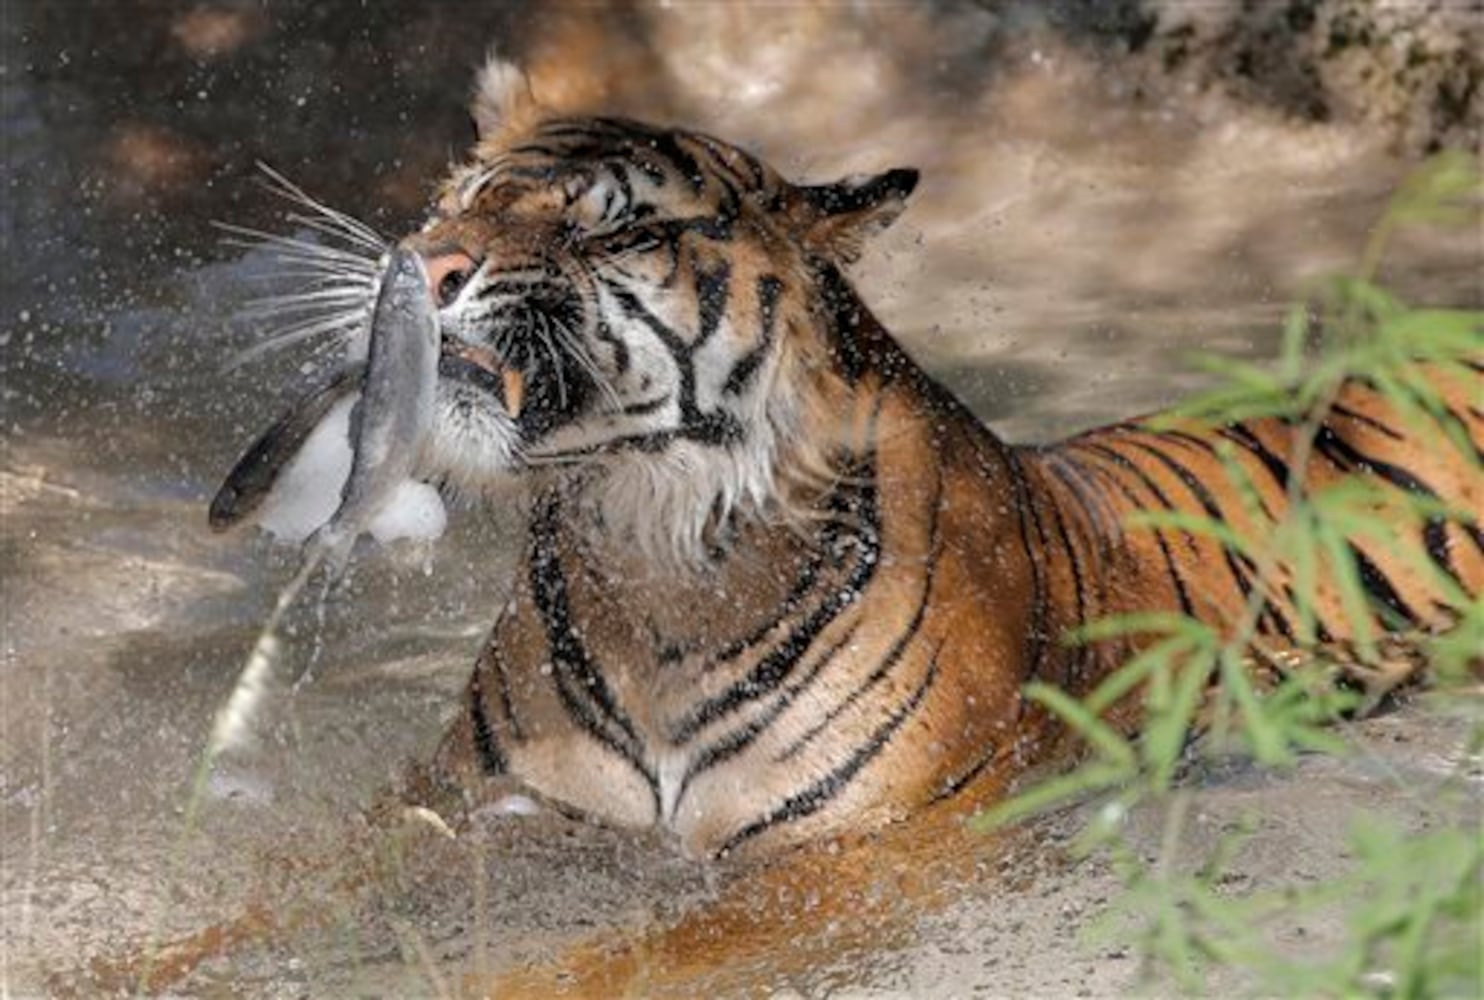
[426, 386, 521, 499]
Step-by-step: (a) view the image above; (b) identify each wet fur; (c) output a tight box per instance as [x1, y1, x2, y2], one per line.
[285, 59, 1484, 857]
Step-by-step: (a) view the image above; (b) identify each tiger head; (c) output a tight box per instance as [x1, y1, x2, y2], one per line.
[416, 58, 918, 562]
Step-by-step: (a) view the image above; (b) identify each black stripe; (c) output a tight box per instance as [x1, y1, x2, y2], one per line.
[1079, 442, 1201, 559]
[708, 551, 825, 665]
[1022, 458, 1104, 690]
[673, 623, 861, 814]
[813, 260, 872, 381]
[693, 135, 750, 190]
[1041, 449, 1123, 563]
[591, 318, 631, 375]
[706, 166, 743, 221]
[529, 498, 660, 809]
[929, 738, 1000, 804]
[1314, 425, 1437, 500]
[694, 259, 731, 347]
[1313, 423, 1474, 581]
[1331, 402, 1403, 440]
[1218, 423, 1293, 493]
[1216, 424, 1349, 643]
[1040, 479, 1096, 688]
[717, 644, 942, 856]
[599, 228, 663, 259]
[776, 459, 944, 760]
[1161, 428, 1354, 642]
[648, 131, 706, 191]
[1355, 371, 1484, 463]
[489, 645, 523, 742]
[620, 394, 672, 418]
[1434, 398, 1484, 464]
[474, 275, 562, 300]
[724, 274, 783, 395]
[507, 143, 563, 158]
[605, 282, 746, 446]
[1068, 444, 1198, 617]
[1006, 448, 1052, 683]
[1351, 545, 1421, 629]
[468, 666, 506, 774]
[799, 168, 919, 216]
[1038, 461, 1092, 623]
[708, 464, 870, 666]
[1121, 436, 1296, 642]
[604, 161, 635, 208]
[667, 465, 883, 744]
[531, 509, 643, 746]
[1159, 427, 1279, 524]
[644, 215, 733, 242]
[1422, 520, 1462, 588]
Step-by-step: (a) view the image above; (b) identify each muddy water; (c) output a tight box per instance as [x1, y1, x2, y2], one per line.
[3, 3, 1480, 996]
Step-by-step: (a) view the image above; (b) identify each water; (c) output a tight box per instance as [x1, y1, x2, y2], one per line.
[3, 3, 1479, 994]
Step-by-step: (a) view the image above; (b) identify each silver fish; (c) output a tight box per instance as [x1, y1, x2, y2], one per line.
[206, 246, 440, 742]
[306, 245, 440, 572]
[209, 362, 364, 532]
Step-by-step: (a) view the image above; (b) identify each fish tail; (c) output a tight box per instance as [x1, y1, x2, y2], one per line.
[206, 547, 329, 759]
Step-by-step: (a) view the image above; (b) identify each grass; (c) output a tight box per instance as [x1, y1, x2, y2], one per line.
[974, 151, 1483, 997]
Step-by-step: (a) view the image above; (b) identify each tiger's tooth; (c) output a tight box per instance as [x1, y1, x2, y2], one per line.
[502, 367, 525, 418]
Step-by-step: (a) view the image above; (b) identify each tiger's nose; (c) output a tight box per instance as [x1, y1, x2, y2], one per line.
[422, 250, 479, 307]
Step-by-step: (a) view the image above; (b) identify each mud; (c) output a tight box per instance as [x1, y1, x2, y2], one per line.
[3, 2, 1481, 996]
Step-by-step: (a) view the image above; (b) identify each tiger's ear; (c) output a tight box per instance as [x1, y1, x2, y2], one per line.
[470, 54, 543, 141]
[793, 168, 919, 263]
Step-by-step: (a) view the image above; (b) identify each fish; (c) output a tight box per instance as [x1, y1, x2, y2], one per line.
[206, 246, 442, 755]
[210, 245, 443, 566]
[304, 245, 440, 573]
[208, 362, 364, 532]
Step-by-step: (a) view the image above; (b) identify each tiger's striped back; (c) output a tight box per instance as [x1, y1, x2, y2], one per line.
[1025, 360, 1483, 694]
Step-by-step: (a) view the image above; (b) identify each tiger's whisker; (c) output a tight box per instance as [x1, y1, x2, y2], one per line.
[535, 312, 569, 408]
[246, 268, 380, 289]
[552, 315, 623, 414]
[242, 290, 376, 316]
[254, 161, 388, 249]
[284, 211, 388, 254]
[225, 313, 364, 370]
[215, 223, 379, 268]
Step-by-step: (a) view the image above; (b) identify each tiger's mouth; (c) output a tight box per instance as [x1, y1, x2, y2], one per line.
[440, 339, 526, 418]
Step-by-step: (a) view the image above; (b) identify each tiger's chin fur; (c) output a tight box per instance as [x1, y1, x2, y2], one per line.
[262, 57, 1481, 859]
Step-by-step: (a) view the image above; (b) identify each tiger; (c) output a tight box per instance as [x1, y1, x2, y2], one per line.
[225, 57, 1484, 861]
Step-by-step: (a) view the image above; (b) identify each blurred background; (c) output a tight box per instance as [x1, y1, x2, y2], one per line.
[2, 1, 1480, 993]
